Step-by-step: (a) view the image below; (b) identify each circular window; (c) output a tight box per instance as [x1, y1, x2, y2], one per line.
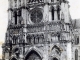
[30, 8, 43, 23]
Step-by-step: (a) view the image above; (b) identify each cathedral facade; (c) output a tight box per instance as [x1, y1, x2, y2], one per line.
[2, 0, 78, 60]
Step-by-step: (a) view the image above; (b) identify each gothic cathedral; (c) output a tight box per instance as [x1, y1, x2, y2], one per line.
[2, 0, 76, 60]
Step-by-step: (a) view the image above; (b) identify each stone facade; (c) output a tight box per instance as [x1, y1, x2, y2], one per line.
[71, 19, 80, 60]
[2, 0, 78, 60]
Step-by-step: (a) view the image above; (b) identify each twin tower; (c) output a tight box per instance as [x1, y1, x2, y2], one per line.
[2, 0, 73, 60]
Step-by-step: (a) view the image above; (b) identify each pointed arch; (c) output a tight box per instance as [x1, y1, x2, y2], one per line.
[25, 50, 42, 60]
[51, 45, 62, 55]
[10, 57, 17, 60]
[11, 57, 17, 60]
[75, 36, 79, 45]
[12, 46, 19, 53]
[77, 36, 79, 44]
[53, 57, 58, 60]
[52, 45, 61, 51]
[49, 55, 60, 60]
[24, 48, 43, 60]
[12, 35, 18, 44]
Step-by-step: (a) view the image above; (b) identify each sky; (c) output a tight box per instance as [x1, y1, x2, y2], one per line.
[0, 0, 80, 59]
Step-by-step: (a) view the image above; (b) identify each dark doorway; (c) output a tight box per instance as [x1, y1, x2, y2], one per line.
[25, 50, 42, 60]
[11, 58, 17, 60]
[53, 57, 58, 60]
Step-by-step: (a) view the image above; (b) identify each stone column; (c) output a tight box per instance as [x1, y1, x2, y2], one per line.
[21, 0, 25, 7]
[8, 9, 12, 25]
[17, 14, 19, 25]
[49, 7, 52, 21]
[12, 12, 15, 25]
[54, 5, 58, 21]
[22, 7, 28, 43]
[12, 0, 15, 9]
[17, 0, 19, 25]
[8, 0, 12, 8]
[44, 3, 49, 22]
[17, 0, 19, 8]
[67, 42, 72, 60]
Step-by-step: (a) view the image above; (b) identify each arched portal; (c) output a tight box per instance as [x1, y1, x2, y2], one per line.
[25, 50, 42, 60]
[11, 57, 17, 60]
[53, 57, 58, 60]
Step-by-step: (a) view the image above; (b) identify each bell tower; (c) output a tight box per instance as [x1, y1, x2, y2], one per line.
[2, 0, 73, 60]
[2, 0, 26, 60]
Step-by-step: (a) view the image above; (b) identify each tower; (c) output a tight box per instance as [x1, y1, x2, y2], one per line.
[2, 0, 73, 60]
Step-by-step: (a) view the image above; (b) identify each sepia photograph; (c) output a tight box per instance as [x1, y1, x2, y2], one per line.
[0, 0, 80, 60]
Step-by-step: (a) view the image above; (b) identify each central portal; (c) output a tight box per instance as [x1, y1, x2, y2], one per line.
[11, 58, 17, 60]
[53, 57, 58, 60]
[25, 50, 42, 60]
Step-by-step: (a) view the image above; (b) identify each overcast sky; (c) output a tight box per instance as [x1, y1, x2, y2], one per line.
[0, 0, 80, 59]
